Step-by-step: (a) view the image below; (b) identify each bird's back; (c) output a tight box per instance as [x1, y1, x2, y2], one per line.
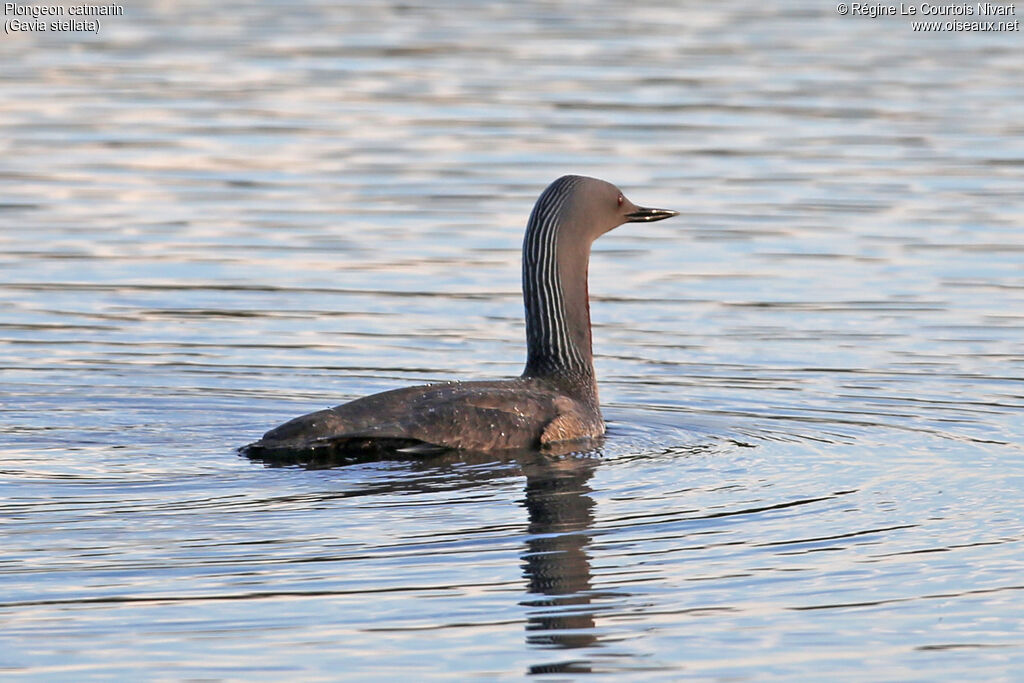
[242, 376, 604, 455]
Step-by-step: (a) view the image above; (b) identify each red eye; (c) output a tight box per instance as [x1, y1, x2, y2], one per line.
[617, 194, 624, 206]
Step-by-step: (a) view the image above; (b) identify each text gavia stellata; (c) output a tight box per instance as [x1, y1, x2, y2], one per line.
[242, 175, 677, 456]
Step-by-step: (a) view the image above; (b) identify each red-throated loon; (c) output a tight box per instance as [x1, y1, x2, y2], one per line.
[242, 176, 677, 456]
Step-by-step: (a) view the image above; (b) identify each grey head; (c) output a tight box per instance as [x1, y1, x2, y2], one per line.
[528, 175, 679, 245]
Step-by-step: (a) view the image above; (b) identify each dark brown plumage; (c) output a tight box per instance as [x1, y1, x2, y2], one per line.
[242, 176, 677, 456]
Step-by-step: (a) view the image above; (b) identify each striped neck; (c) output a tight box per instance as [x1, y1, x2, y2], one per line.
[521, 177, 596, 389]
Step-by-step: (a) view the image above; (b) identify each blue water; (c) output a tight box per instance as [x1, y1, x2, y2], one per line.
[2, 1, 1023, 679]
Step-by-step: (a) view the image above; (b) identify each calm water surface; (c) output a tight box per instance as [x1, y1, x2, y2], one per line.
[2, 1, 1023, 679]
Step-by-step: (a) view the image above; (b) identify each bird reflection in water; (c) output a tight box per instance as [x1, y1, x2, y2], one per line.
[243, 444, 604, 675]
[519, 451, 599, 675]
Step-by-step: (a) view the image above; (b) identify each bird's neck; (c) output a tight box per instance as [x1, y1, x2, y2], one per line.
[521, 213, 597, 396]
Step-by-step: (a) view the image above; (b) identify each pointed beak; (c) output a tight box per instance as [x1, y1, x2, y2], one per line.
[625, 207, 679, 223]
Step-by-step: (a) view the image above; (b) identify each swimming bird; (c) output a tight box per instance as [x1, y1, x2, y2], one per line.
[242, 175, 677, 456]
